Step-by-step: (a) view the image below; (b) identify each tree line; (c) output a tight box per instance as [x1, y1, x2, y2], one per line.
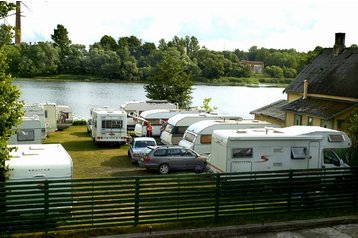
[5, 24, 322, 82]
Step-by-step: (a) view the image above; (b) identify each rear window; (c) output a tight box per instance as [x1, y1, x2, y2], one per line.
[143, 147, 154, 156]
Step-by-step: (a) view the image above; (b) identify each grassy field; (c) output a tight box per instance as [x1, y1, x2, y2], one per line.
[44, 125, 149, 179]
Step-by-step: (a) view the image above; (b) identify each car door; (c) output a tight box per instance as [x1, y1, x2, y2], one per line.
[180, 148, 198, 170]
[167, 148, 184, 169]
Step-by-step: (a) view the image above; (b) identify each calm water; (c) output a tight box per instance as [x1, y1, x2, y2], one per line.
[13, 79, 286, 119]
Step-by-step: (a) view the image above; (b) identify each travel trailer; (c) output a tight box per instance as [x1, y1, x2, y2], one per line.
[179, 119, 278, 155]
[56, 105, 73, 130]
[134, 109, 200, 137]
[8, 116, 42, 145]
[42, 103, 58, 132]
[120, 100, 178, 130]
[23, 104, 47, 138]
[207, 126, 351, 174]
[91, 107, 128, 146]
[160, 113, 242, 145]
[5, 144, 73, 216]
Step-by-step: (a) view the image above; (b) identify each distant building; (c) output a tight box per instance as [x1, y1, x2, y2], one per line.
[240, 60, 264, 74]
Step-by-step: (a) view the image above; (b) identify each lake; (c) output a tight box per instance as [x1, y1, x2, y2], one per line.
[13, 79, 286, 119]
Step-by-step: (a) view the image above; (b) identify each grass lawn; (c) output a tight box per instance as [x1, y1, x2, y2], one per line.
[44, 125, 148, 179]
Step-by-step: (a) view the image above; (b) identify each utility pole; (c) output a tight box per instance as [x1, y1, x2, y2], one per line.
[15, 1, 21, 44]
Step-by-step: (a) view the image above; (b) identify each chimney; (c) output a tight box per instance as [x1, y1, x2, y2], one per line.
[333, 32, 345, 56]
[303, 80, 308, 99]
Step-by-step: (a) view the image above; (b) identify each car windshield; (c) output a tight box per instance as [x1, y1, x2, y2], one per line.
[135, 141, 156, 148]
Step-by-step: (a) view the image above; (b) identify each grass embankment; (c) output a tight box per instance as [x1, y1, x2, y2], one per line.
[44, 125, 148, 179]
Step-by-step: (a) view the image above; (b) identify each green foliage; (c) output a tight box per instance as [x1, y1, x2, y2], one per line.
[144, 47, 193, 108]
[264, 65, 284, 78]
[201, 98, 218, 113]
[0, 3, 24, 180]
[342, 109, 358, 149]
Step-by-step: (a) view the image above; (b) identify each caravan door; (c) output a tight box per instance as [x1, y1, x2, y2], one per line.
[308, 142, 320, 168]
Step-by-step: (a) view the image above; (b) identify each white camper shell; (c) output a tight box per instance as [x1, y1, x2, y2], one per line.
[179, 119, 278, 155]
[160, 113, 242, 145]
[56, 105, 73, 130]
[91, 107, 128, 146]
[208, 126, 351, 174]
[24, 104, 47, 138]
[134, 109, 200, 137]
[6, 144, 73, 216]
[9, 116, 42, 145]
[120, 100, 178, 130]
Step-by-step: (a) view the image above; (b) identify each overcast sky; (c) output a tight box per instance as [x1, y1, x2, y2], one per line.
[4, 0, 358, 52]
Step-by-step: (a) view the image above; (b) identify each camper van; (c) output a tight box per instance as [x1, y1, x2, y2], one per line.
[5, 144, 73, 216]
[120, 100, 178, 130]
[91, 107, 128, 146]
[134, 109, 200, 137]
[9, 116, 42, 145]
[42, 103, 58, 132]
[160, 113, 242, 145]
[179, 119, 278, 155]
[24, 104, 47, 138]
[56, 105, 73, 130]
[208, 126, 351, 174]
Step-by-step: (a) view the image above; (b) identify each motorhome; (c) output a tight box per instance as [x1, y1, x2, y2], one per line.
[57, 105, 73, 130]
[42, 103, 58, 132]
[5, 144, 73, 216]
[24, 104, 47, 138]
[120, 100, 178, 130]
[208, 126, 351, 174]
[134, 109, 200, 137]
[179, 119, 278, 155]
[8, 116, 42, 145]
[160, 113, 242, 145]
[91, 107, 128, 146]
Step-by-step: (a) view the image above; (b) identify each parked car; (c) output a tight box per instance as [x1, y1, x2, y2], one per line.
[128, 137, 157, 163]
[138, 145, 207, 174]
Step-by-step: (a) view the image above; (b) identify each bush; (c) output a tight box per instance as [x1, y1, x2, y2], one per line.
[73, 119, 87, 125]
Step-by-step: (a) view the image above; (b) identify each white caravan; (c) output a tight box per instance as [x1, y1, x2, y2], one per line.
[91, 107, 128, 146]
[208, 126, 351, 174]
[179, 119, 278, 155]
[6, 144, 73, 215]
[160, 113, 242, 145]
[24, 104, 47, 138]
[9, 116, 42, 145]
[57, 105, 73, 130]
[42, 103, 58, 132]
[134, 109, 200, 137]
[120, 100, 178, 130]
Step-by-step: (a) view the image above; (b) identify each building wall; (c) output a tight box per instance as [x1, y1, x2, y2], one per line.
[253, 114, 285, 128]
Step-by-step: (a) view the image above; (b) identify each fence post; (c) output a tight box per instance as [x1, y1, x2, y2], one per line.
[134, 177, 140, 226]
[214, 174, 220, 223]
[43, 180, 50, 233]
[287, 170, 293, 213]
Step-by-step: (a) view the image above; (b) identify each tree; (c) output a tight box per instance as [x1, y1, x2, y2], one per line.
[341, 109, 358, 165]
[0, 2, 24, 181]
[201, 98, 217, 113]
[144, 47, 193, 108]
[51, 24, 72, 72]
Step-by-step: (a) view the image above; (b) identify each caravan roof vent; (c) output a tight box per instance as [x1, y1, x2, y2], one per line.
[236, 130, 247, 134]
[328, 134, 345, 142]
[22, 151, 40, 156]
[29, 146, 45, 150]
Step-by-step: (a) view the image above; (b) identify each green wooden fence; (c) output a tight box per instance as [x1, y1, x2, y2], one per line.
[1, 167, 357, 234]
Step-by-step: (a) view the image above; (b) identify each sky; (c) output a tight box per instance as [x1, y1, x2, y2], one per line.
[4, 0, 358, 52]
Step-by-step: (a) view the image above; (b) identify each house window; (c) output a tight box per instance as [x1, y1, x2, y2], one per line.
[320, 119, 332, 129]
[307, 117, 313, 126]
[294, 114, 302, 125]
[232, 148, 253, 158]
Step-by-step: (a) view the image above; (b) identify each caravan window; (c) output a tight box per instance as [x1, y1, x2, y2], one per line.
[291, 147, 307, 159]
[232, 148, 253, 158]
[102, 120, 123, 129]
[165, 124, 174, 133]
[183, 132, 196, 143]
[17, 129, 35, 141]
[200, 135, 212, 144]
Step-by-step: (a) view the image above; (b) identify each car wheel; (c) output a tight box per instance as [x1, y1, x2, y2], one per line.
[158, 163, 170, 174]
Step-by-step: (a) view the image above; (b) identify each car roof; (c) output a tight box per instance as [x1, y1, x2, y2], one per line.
[133, 137, 156, 142]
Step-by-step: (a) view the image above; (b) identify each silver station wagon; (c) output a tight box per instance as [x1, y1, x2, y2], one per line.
[138, 145, 207, 174]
